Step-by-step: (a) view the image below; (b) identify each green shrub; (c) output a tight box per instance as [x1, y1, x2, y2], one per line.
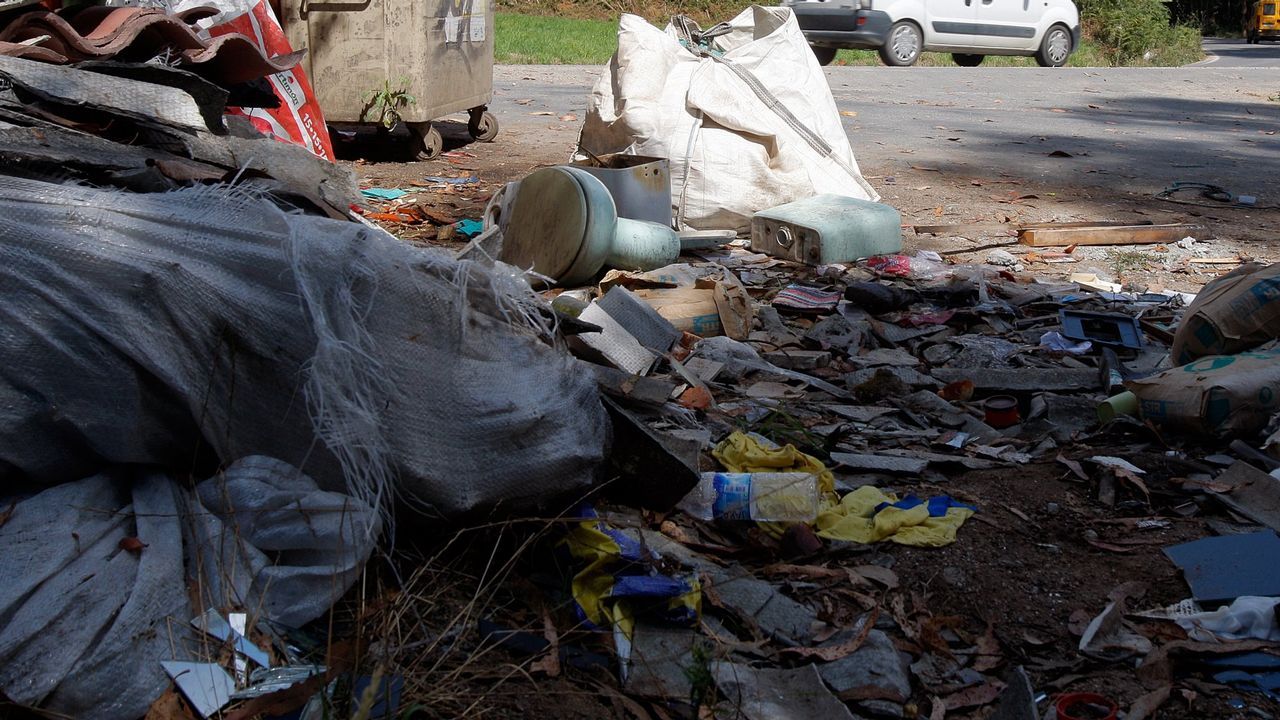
[1081, 0, 1202, 64]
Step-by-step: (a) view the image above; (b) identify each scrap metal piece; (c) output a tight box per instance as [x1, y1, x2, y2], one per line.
[160, 662, 234, 719]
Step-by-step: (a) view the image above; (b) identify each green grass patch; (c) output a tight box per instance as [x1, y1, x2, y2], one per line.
[495, 13, 618, 64]
[495, 13, 1200, 67]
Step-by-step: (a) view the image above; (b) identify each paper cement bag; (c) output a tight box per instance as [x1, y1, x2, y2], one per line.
[208, 0, 335, 160]
[1172, 262, 1280, 365]
[1129, 347, 1280, 437]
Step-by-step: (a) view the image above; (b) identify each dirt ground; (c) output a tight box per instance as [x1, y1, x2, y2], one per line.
[337, 121, 1280, 720]
[343, 115, 1277, 296]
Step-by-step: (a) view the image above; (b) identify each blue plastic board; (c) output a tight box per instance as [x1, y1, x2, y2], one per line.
[1163, 530, 1280, 604]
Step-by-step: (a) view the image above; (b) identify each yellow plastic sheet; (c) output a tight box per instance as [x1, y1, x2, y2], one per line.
[712, 432, 974, 547]
[817, 485, 975, 547]
[562, 514, 701, 641]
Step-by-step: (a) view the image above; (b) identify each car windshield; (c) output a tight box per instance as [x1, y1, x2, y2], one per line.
[1266, 3, 1277, 15]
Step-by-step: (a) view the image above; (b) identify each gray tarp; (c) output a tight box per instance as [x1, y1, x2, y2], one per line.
[0, 175, 608, 516]
[0, 458, 377, 719]
[0, 175, 609, 717]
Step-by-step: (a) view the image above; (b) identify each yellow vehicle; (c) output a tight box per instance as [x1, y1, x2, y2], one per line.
[1247, 1, 1280, 43]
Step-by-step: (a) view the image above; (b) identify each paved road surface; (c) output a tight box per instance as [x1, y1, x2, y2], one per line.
[493, 64, 1280, 202]
[1195, 37, 1280, 67]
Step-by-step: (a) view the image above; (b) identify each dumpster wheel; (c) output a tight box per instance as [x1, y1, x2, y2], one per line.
[411, 123, 443, 160]
[468, 108, 499, 142]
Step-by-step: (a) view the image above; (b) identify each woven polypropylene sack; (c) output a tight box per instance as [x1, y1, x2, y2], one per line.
[578, 6, 877, 232]
[0, 176, 608, 516]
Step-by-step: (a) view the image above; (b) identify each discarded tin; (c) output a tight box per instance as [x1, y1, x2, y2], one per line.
[573, 154, 672, 227]
[750, 194, 902, 265]
[983, 395, 1021, 428]
[230, 665, 327, 701]
[1055, 692, 1118, 720]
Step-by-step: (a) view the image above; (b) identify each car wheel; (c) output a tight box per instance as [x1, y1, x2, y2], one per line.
[952, 53, 985, 67]
[811, 45, 838, 66]
[1035, 24, 1072, 67]
[878, 21, 922, 66]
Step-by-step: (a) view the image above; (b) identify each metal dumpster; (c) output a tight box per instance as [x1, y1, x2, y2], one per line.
[279, 0, 497, 159]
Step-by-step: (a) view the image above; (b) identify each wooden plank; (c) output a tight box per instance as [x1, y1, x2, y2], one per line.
[1188, 257, 1244, 265]
[1019, 223, 1200, 247]
[1020, 220, 1153, 230]
[916, 220, 1153, 236]
[913, 223, 1017, 236]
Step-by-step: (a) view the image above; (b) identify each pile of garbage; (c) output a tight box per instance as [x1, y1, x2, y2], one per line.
[0, 0, 608, 717]
[4, 2, 1280, 719]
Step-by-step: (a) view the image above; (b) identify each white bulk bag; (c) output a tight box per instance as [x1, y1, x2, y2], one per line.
[578, 5, 878, 232]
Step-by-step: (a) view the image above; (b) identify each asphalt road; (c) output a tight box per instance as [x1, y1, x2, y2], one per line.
[1195, 36, 1280, 67]
[493, 62, 1280, 203]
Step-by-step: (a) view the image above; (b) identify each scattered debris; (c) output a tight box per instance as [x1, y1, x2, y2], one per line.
[5, 3, 1280, 720]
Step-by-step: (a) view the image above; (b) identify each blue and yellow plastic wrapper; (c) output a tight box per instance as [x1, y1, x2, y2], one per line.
[562, 506, 700, 641]
[713, 431, 977, 547]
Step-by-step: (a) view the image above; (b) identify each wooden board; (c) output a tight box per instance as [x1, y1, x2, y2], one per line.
[915, 220, 1154, 237]
[1019, 223, 1199, 247]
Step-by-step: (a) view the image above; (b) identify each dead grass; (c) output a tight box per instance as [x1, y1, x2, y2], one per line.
[348, 513, 608, 718]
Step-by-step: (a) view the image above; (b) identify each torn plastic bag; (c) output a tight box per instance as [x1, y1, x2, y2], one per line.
[0, 458, 376, 720]
[0, 176, 607, 517]
[577, 6, 877, 232]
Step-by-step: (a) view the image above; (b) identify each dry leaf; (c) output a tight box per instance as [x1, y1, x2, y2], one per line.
[530, 606, 561, 677]
[1128, 685, 1172, 720]
[851, 565, 900, 589]
[529, 111, 554, 116]
[119, 536, 147, 554]
[937, 380, 975, 402]
[1022, 630, 1051, 646]
[765, 563, 846, 582]
[0, 501, 14, 530]
[781, 607, 879, 662]
[659, 520, 690, 543]
[1086, 538, 1141, 554]
[972, 624, 1002, 672]
[1115, 468, 1151, 502]
[890, 594, 916, 641]
[1056, 454, 1088, 481]
[840, 110, 858, 117]
[943, 681, 1005, 711]
[929, 696, 946, 720]
[1002, 504, 1033, 523]
[144, 687, 195, 720]
[559, 114, 578, 122]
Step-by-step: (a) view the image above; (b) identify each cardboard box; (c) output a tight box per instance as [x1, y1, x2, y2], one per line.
[633, 288, 723, 337]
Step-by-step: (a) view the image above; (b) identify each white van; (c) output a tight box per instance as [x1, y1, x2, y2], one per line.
[785, 0, 1081, 67]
